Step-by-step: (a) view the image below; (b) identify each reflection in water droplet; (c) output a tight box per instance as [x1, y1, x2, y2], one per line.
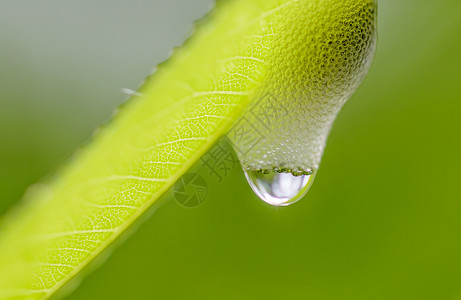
[243, 169, 316, 206]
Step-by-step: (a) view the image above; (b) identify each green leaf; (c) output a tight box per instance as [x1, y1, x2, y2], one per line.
[0, 0, 376, 299]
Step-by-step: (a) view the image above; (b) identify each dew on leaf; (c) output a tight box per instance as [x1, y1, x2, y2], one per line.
[243, 169, 316, 206]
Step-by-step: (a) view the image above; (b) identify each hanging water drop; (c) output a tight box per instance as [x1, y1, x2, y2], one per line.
[243, 169, 316, 206]
[227, 1, 377, 206]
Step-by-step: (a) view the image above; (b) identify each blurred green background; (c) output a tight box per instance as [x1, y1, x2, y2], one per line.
[1, 0, 461, 299]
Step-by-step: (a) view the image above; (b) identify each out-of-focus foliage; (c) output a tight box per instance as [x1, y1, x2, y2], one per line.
[1, 0, 460, 299]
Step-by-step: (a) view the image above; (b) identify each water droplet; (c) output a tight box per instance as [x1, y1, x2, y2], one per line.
[243, 169, 316, 206]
